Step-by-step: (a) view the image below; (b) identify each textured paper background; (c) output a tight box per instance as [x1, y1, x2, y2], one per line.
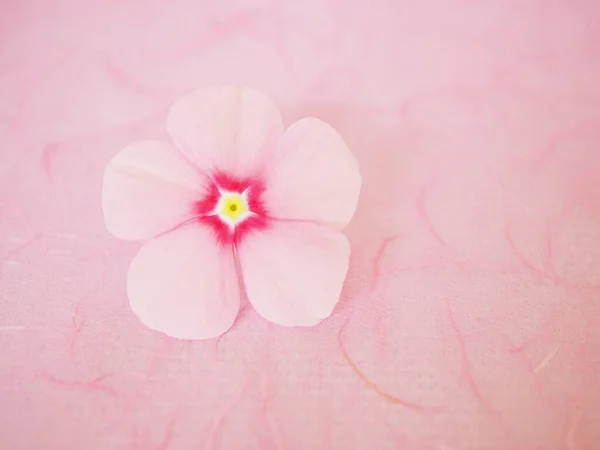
[1, 1, 600, 449]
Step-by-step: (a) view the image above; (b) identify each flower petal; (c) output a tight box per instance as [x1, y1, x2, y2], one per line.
[263, 118, 361, 229]
[103, 140, 206, 240]
[127, 224, 240, 340]
[167, 86, 283, 177]
[238, 221, 350, 327]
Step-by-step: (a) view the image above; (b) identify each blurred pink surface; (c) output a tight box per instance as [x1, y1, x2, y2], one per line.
[1, 1, 600, 449]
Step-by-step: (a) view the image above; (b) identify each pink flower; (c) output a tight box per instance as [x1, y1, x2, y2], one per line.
[102, 86, 361, 339]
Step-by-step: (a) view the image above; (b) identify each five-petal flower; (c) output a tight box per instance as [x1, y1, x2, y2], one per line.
[102, 86, 361, 339]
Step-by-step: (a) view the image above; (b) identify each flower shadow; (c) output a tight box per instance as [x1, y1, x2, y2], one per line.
[282, 101, 423, 313]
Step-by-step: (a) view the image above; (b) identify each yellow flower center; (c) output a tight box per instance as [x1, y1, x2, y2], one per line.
[219, 193, 249, 223]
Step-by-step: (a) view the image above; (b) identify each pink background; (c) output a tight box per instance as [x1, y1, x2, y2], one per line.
[2, 1, 600, 449]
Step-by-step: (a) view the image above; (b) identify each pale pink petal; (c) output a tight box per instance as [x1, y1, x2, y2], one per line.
[263, 118, 361, 229]
[167, 86, 283, 177]
[127, 224, 240, 340]
[103, 140, 207, 240]
[238, 221, 350, 327]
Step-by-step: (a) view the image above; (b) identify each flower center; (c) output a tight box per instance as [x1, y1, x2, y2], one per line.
[216, 191, 250, 226]
[194, 172, 270, 245]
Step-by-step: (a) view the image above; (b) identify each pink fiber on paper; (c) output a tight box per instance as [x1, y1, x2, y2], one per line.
[1, 1, 600, 449]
